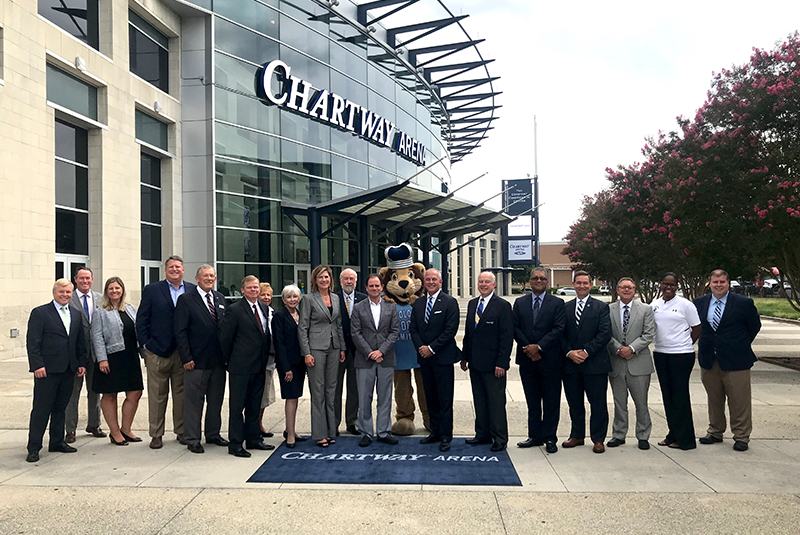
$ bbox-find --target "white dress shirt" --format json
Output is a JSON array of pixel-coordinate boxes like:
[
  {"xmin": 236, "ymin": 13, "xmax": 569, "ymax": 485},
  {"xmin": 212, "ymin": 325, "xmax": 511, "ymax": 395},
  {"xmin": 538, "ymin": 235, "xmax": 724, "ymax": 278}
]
[{"xmin": 369, "ymin": 298, "xmax": 382, "ymax": 329}]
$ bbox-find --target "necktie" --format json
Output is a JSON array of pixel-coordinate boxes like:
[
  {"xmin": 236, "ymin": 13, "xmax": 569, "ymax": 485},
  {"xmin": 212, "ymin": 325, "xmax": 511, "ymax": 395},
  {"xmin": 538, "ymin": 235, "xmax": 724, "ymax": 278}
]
[
  {"xmin": 575, "ymin": 299, "xmax": 584, "ymax": 326},
  {"xmin": 59, "ymin": 305, "xmax": 71, "ymax": 333},
  {"xmin": 425, "ymin": 295, "xmax": 434, "ymax": 323},
  {"xmin": 82, "ymin": 293, "xmax": 90, "ymax": 319},
  {"xmin": 477, "ymin": 298, "xmax": 485, "ymax": 319},
  {"xmin": 253, "ymin": 304, "xmax": 265, "ymax": 334},
  {"xmin": 711, "ymin": 299, "xmax": 722, "ymax": 331},
  {"xmin": 206, "ymin": 292, "xmax": 217, "ymax": 321},
  {"xmin": 622, "ymin": 304, "xmax": 630, "ymax": 345},
  {"xmin": 345, "ymin": 294, "xmax": 352, "ymax": 316},
  {"xmin": 532, "ymin": 296, "xmax": 541, "ymax": 324}
]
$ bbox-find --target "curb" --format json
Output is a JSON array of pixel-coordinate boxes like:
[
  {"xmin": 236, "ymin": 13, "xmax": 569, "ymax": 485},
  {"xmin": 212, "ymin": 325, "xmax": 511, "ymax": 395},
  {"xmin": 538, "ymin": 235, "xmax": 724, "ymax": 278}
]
[{"xmin": 760, "ymin": 315, "xmax": 800, "ymax": 325}]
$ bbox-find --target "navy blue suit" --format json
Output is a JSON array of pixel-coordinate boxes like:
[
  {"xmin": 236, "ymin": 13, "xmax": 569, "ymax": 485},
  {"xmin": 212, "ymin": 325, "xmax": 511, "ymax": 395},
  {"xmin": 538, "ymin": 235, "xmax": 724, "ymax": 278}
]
[
  {"xmin": 136, "ymin": 280, "xmax": 197, "ymax": 357},
  {"xmin": 694, "ymin": 293, "xmax": 761, "ymax": 371}
]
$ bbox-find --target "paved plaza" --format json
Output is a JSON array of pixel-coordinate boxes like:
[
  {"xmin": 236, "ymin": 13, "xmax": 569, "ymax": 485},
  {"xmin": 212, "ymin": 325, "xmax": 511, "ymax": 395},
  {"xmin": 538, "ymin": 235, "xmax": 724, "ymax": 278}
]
[{"xmin": 0, "ymin": 298, "xmax": 798, "ymax": 533}]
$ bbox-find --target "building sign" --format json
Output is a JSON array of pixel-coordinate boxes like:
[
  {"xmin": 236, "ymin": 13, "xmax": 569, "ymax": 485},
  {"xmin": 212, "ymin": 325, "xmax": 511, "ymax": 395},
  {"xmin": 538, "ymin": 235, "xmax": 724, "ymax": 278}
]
[
  {"xmin": 503, "ymin": 179, "xmax": 532, "ymax": 216},
  {"xmin": 507, "ymin": 215, "xmax": 532, "ymax": 237},
  {"xmin": 508, "ymin": 239, "xmax": 533, "ymax": 261},
  {"xmin": 255, "ymin": 60, "xmax": 426, "ymax": 166}
]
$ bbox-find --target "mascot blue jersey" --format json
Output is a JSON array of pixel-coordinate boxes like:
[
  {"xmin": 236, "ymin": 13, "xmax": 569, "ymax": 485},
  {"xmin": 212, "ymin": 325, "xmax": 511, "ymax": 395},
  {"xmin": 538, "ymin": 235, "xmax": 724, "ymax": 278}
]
[{"xmin": 393, "ymin": 303, "xmax": 418, "ymax": 370}]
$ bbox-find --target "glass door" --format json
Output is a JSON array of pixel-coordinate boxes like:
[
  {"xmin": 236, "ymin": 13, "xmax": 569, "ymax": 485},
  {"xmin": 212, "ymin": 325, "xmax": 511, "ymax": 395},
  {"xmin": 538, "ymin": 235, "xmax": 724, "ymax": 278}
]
[{"xmin": 294, "ymin": 264, "xmax": 310, "ymax": 294}]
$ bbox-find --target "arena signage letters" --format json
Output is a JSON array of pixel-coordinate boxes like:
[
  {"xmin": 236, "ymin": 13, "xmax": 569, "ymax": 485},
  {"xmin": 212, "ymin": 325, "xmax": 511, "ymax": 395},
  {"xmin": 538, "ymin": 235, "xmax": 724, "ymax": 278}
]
[{"xmin": 255, "ymin": 59, "xmax": 427, "ymax": 166}]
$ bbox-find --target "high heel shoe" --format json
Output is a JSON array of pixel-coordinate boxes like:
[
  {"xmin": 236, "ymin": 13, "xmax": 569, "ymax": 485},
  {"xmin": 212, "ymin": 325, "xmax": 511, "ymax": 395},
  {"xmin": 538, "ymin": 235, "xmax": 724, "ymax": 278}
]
[
  {"xmin": 110, "ymin": 435, "xmax": 129, "ymax": 446},
  {"xmin": 283, "ymin": 430, "xmax": 309, "ymax": 442},
  {"xmin": 120, "ymin": 431, "xmax": 142, "ymax": 443},
  {"xmin": 285, "ymin": 441, "xmax": 296, "ymax": 449}
]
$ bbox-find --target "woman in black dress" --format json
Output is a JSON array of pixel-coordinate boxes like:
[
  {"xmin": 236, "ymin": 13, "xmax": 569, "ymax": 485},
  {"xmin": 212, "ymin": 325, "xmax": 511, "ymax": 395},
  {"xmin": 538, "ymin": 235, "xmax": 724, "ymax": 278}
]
[
  {"xmin": 273, "ymin": 284, "xmax": 307, "ymax": 447},
  {"xmin": 91, "ymin": 277, "xmax": 144, "ymax": 446}
]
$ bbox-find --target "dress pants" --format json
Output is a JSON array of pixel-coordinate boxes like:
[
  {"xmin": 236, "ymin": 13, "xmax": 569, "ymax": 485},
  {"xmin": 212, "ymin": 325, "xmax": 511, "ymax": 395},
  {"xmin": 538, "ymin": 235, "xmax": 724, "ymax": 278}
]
[
  {"xmin": 143, "ymin": 349, "xmax": 184, "ymax": 438},
  {"xmin": 356, "ymin": 365, "xmax": 394, "ymax": 438},
  {"xmin": 308, "ymin": 347, "xmax": 340, "ymax": 440},
  {"xmin": 519, "ymin": 363, "xmax": 561, "ymax": 443},
  {"xmin": 66, "ymin": 364, "xmax": 100, "ymax": 433},
  {"xmin": 335, "ymin": 349, "xmax": 359, "ymax": 429},
  {"xmin": 701, "ymin": 360, "xmax": 752, "ymax": 443},
  {"xmin": 420, "ymin": 361, "xmax": 454, "ymax": 440},
  {"xmin": 562, "ymin": 372, "xmax": 609, "ymax": 443},
  {"xmin": 469, "ymin": 368, "xmax": 508, "ymax": 446},
  {"xmin": 654, "ymin": 352, "xmax": 696, "ymax": 448},
  {"xmin": 183, "ymin": 366, "xmax": 226, "ymax": 446},
  {"xmin": 27, "ymin": 371, "xmax": 74, "ymax": 453},
  {"xmin": 228, "ymin": 371, "xmax": 265, "ymax": 448},
  {"xmin": 609, "ymin": 371, "xmax": 652, "ymax": 441}
]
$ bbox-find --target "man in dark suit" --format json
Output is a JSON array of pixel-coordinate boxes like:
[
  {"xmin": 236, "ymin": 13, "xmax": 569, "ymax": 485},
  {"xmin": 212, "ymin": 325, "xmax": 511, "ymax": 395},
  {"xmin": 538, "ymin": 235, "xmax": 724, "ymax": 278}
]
[
  {"xmin": 513, "ymin": 268, "xmax": 567, "ymax": 454},
  {"xmin": 410, "ymin": 268, "xmax": 461, "ymax": 452},
  {"xmin": 26, "ymin": 279, "xmax": 88, "ymax": 462},
  {"xmin": 335, "ymin": 268, "xmax": 367, "ymax": 435},
  {"xmin": 461, "ymin": 272, "xmax": 513, "ymax": 452},
  {"xmin": 174, "ymin": 265, "xmax": 229, "ymax": 454},
  {"xmin": 220, "ymin": 275, "xmax": 274, "ymax": 457},
  {"xmin": 694, "ymin": 268, "xmax": 762, "ymax": 452},
  {"xmin": 136, "ymin": 255, "xmax": 196, "ymax": 449},
  {"xmin": 66, "ymin": 266, "xmax": 105, "ymax": 442},
  {"xmin": 562, "ymin": 271, "xmax": 612, "ymax": 453}
]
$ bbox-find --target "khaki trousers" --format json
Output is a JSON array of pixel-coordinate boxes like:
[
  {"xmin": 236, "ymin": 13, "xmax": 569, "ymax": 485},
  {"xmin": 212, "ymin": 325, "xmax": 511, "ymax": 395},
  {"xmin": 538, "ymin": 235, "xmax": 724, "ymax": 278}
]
[
  {"xmin": 701, "ymin": 361, "xmax": 752, "ymax": 443},
  {"xmin": 143, "ymin": 349, "xmax": 184, "ymax": 438}
]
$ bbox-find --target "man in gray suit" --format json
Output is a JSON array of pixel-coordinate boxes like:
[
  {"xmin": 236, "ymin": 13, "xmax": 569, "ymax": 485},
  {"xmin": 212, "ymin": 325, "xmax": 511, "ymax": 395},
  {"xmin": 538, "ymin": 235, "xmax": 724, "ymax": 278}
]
[
  {"xmin": 66, "ymin": 267, "xmax": 105, "ymax": 443},
  {"xmin": 350, "ymin": 274, "xmax": 400, "ymax": 447},
  {"xmin": 606, "ymin": 277, "xmax": 656, "ymax": 450}
]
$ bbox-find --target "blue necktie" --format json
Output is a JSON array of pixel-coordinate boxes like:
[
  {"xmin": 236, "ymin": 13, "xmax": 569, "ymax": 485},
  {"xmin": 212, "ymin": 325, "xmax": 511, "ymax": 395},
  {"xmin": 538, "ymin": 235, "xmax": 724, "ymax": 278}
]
[
  {"xmin": 532, "ymin": 296, "xmax": 541, "ymax": 324},
  {"xmin": 82, "ymin": 294, "xmax": 90, "ymax": 318},
  {"xmin": 425, "ymin": 296, "xmax": 434, "ymax": 323},
  {"xmin": 711, "ymin": 299, "xmax": 722, "ymax": 331},
  {"xmin": 477, "ymin": 298, "xmax": 485, "ymax": 318}
]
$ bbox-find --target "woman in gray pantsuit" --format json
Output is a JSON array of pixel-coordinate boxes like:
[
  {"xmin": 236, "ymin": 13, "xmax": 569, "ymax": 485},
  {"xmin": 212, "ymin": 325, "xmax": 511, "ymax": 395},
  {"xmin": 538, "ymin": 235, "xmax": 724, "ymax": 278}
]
[{"xmin": 298, "ymin": 265, "xmax": 346, "ymax": 447}]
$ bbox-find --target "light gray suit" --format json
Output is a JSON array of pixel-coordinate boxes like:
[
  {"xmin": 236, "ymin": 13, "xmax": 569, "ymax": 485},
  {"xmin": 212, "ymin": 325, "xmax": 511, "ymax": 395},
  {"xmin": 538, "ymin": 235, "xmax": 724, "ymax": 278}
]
[
  {"xmin": 607, "ymin": 299, "xmax": 656, "ymax": 441},
  {"xmin": 350, "ymin": 298, "xmax": 399, "ymax": 438},
  {"xmin": 66, "ymin": 290, "xmax": 102, "ymax": 434},
  {"xmin": 298, "ymin": 292, "xmax": 346, "ymax": 440}
]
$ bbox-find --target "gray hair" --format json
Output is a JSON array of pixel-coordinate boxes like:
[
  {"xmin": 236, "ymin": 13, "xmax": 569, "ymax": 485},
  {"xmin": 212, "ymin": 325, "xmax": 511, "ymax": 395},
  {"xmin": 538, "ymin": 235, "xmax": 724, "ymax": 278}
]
[
  {"xmin": 195, "ymin": 264, "xmax": 215, "ymax": 277},
  {"xmin": 281, "ymin": 284, "xmax": 302, "ymax": 300}
]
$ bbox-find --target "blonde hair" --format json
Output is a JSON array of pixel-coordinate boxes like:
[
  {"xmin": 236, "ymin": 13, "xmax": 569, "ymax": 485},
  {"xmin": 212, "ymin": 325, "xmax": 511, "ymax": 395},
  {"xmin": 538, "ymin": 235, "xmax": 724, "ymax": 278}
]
[
  {"xmin": 53, "ymin": 278, "xmax": 74, "ymax": 292},
  {"xmin": 101, "ymin": 277, "xmax": 128, "ymax": 311},
  {"xmin": 310, "ymin": 265, "xmax": 333, "ymax": 293},
  {"xmin": 259, "ymin": 282, "xmax": 273, "ymax": 294}
]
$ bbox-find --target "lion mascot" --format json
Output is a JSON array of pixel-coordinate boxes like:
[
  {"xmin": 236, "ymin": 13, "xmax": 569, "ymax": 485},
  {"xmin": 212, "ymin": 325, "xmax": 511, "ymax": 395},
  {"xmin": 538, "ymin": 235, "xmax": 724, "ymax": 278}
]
[{"xmin": 378, "ymin": 243, "xmax": 430, "ymax": 435}]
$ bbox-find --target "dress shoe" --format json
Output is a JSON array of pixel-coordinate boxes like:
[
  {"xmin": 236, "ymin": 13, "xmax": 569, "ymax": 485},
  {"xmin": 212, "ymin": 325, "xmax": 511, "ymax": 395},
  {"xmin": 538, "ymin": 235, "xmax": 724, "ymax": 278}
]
[
  {"xmin": 149, "ymin": 437, "xmax": 163, "ymax": 449},
  {"xmin": 699, "ymin": 435, "xmax": 723, "ymax": 445},
  {"xmin": 562, "ymin": 437, "xmax": 585, "ymax": 448},
  {"xmin": 657, "ymin": 438, "xmax": 673, "ymax": 447},
  {"xmin": 545, "ymin": 441, "xmax": 558, "ymax": 454},
  {"xmin": 86, "ymin": 427, "xmax": 107, "ymax": 438},
  {"xmin": 176, "ymin": 434, "xmax": 187, "ymax": 445},
  {"xmin": 206, "ymin": 436, "xmax": 230, "ymax": 447},
  {"xmin": 346, "ymin": 425, "xmax": 359, "ymax": 436},
  {"xmin": 439, "ymin": 441, "xmax": 451, "ymax": 452},
  {"xmin": 285, "ymin": 441, "xmax": 296, "ymax": 449},
  {"xmin": 419, "ymin": 434, "xmax": 441, "ymax": 445},
  {"xmin": 638, "ymin": 440, "xmax": 650, "ymax": 450},
  {"xmin": 606, "ymin": 438, "xmax": 625, "ymax": 448},
  {"xmin": 187, "ymin": 443, "xmax": 205, "ymax": 454},
  {"xmin": 359, "ymin": 435, "xmax": 372, "ymax": 447},
  {"xmin": 466, "ymin": 436, "xmax": 492, "ymax": 445},
  {"xmin": 517, "ymin": 438, "xmax": 543, "ymax": 448},
  {"xmin": 26, "ymin": 451, "xmax": 39, "ymax": 463},
  {"xmin": 120, "ymin": 431, "xmax": 142, "ymax": 443},
  {"xmin": 377, "ymin": 434, "xmax": 399, "ymax": 445},
  {"xmin": 228, "ymin": 447, "xmax": 251, "ymax": 458},
  {"xmin": 490, "ymin": 442, "xmax": 506, "ymax": 452},
  {"xmin": 261, "ymin": 431, "xmax": 275, "ymax": 438},
  {"xmin": 65, "ymin": 432, "xmax": 76, "ymax": 444},
  {"xmin": 109, "ymin": 435, "xmax": 129, "ymax": 446},
  {"xmin": 592, "ymin": 442, "xmax": 606, "ymax": 454},
  {"xmin": 246, "ymin": 441, "xmax": 275, "ymax": 451},
  {"xmin": 48, "ymin": 443, "xmax": 77, "ymax": 453},
  {"xmin": 733, "ymin": 440, "xmax": 749, "ymax": 452}
]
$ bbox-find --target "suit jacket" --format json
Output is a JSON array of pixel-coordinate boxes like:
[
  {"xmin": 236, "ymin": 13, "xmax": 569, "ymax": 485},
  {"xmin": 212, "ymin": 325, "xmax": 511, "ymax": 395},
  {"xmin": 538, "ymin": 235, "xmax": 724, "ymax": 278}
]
[
  {"xmin": 298, "ymin": 292, "xmax": 346, "ymax": 356},
  {"xmin": 350, "ymin": 298, "xmax": 400, "ymax": 368},
  {"xmin": 272, "ymin": 308, "xmax": 303, "ymax": 375},
  {"xmin": 70, "ymin": 290, "xmax": 101, "ymax": 360},
  {"xmin": 463, "ymin": 295, "xmax": 514, "ymax": 372},
  {"xmin": 337, "ymin": 288, "xmax": 367, "ymax": 352},
  {"xmin": 136, "ymin": 280, "xmax": 197, "ymax": 357},
  {"xmin": 694, "ymin": 292, "xmax": 761, "ymax": 371},
  {"xmin": 220, "ymin": 298, "xmax": 271, "ymax": 375},
  {"xmin": 513, "ymin": 293, "xmax": 567, "ymax": 371},
  {"xmin": 91, "ymin": 304, "xmax": 137, "ymax": 362},
  {"xmin": 174, "ymin": 289, "xmax": 226, "ymax": 369},
  {"xmin": 563, "ymin": 296, "xmax": 612, "ymax": 375},
  {"xmin": 607, "ymin": 299, "xmax": 655, "ymax": 377},
  {"xmin": 26, "ymin": 302, "xmax": 88, "ymax": 373},
  {"xmin": 410, "ymin": 291, "xmax": 462, "ymax": 366}
]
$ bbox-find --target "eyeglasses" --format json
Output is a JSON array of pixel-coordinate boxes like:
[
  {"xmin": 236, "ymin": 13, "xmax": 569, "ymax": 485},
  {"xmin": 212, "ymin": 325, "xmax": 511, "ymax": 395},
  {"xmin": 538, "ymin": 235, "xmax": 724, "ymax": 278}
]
[
  {"xmin": 530, "ymin": 276, "xmax": 547, "ymax": 281},
  {"xmin": 618, "ymin": 285, "xmax": 635, "ymax": 290}
]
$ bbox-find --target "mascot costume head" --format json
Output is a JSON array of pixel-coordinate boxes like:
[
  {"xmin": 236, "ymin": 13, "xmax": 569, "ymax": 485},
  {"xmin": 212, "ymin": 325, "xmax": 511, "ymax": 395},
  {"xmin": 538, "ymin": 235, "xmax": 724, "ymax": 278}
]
[{"xmin": 379, "ymin": 243, "xmax": 426, "ymax": 305}]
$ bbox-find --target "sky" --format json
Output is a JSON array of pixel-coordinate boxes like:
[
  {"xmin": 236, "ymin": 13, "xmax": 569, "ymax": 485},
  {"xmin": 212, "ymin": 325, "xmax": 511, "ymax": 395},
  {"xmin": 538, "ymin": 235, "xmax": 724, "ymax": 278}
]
[{"xmin": 444, "ymin": 0, "xmax": 800, "ymax": 241}]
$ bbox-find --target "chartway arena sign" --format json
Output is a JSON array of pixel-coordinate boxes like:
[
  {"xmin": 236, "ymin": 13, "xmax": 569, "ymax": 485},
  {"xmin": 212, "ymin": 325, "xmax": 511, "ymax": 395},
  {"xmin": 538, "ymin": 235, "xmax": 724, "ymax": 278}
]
[{"xmin": 255, "ymin": 59, "xmax": 426, "ymax": 166}]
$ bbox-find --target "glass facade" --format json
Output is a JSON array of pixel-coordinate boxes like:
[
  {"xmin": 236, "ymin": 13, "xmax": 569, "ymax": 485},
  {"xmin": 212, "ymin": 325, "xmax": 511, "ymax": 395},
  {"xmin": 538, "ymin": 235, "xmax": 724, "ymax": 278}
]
[
  {"xmin": 55, "ymin": 120, "xmax": 89, "ymax": 255},
  {"xmin": 39, "ymin": 0, "xmax": 99, "ymax": 50}
]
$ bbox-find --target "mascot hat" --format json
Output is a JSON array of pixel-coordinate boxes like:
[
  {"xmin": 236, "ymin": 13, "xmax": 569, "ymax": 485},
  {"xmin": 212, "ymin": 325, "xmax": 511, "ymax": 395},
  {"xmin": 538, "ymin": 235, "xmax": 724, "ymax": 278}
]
[{"xmin": 384, "ymin": 243, "xmax": 415, "ymax": 269}]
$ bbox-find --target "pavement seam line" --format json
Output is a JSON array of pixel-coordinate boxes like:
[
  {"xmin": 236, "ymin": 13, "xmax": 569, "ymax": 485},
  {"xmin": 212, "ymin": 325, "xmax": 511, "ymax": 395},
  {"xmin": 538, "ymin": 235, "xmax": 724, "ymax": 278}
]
[
  {"xmin": 654, "ymin": 444, "xmax": 717, "ymax": 493},
  {"xmin": 492, "ymin": 491, "xmax": 509, "ymax": 534},
  {"xmin": 541, "ymin": 447, "xmax": 569, "ymax": 492},
  {"xmin": 155, "ymin": 487, "xmax": 205, "ymax": 535},
  {"xmin": 136, "ymin": 446, "xmax": 193, "ymax": 487}
]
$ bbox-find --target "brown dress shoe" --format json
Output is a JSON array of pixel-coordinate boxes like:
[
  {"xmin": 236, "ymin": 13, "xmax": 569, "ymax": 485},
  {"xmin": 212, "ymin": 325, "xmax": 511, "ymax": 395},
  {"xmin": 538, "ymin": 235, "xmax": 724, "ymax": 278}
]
[
  {"xmin": 149, "ymin": 436, "xmax": 163, "ymax": 449},
  {"xmin": 65, "ymin": 432, "xmax": 76, "ymax": 444},
  {"xmin": 561, "ymin": 437, "xmax": 585, "ymax": 448},
  {"xmin": 592, "ymin": 442, "xmax": 606, "ymax": 454}
]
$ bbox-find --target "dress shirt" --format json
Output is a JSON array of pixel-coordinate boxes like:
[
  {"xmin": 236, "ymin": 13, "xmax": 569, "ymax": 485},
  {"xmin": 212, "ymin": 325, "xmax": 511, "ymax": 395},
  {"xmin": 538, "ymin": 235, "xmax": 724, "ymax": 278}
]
[
  {"xmin": 247, "ymin": 299, "xmax": 266, "ymax": 332},
  {"xmin": 343, "ymin": 291, "xmax": 355, "ymax": 316},
  {"xmin": 76, "ymin": 290, "xmax": 94, "ymax": 321},
  {"xmin": 707, "ymin": 292, "xmax": 729, "ymax": 325},
  {"xmin": 369, "ymin": 298, "xmax": 382, "ymax": 329},
  {"xmin": 52, "ymin": 300, "xmax": 71, "ymax": 333},
  {"xmin": 169, "ymin": 281, "xmax": 186, "ymax": 306}
]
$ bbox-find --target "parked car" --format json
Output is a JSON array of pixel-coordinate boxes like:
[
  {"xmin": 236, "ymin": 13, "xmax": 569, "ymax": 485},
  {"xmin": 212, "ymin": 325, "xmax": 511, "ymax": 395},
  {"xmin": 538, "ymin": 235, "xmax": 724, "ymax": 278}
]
[
  {"xmin": 598, "ymin": 285, "xmax": 611, "ymax": 295},
  {"xmin": 556, "ymin": 287, "xmax": 576, "ymax": 296}
]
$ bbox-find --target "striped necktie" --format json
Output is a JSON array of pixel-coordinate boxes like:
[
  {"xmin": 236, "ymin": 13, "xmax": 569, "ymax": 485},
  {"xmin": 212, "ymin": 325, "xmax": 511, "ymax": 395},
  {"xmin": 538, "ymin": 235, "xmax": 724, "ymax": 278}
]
[
  {"xmin": 575, "ymin": 299, "xmax": 584, "ymax": 326},
  {"xmin": 425, "ymin": 295, "xmax": 434, "ymax": 323},
  {"xmin": 206, "ymin": 292, "xmax": 217, "ymax": 322},
  {"xmin": 711, "ymin": 299, "xmax": 723, "ymax": 331},
  {"xmin": 476, "ymin": 298, "xmax": 485, "ymax": 321},
  {"xmin": 622, "ymin": 304, "xmax": 630, "ymax": 345},
  {"xmin": 532, "ymin": 296, "xmax": 541, "ymax": 324}
]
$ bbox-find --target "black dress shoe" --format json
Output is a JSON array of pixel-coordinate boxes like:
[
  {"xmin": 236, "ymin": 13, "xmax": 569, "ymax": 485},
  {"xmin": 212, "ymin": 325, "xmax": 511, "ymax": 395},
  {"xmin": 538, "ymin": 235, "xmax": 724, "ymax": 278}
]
[
  {"xmin": 359, "ymin": 435, "xmax": 372, "ymax": 447},
  {"xmin": 377, "ymin": 434, "xmax": 398, "ymax": 445},
  {"xmin": 545, "ymin": 441, "xmax": 558, "ymax": 454},
  {"xmin": 109, "ymin": 435, "xmax": 129, "ymax": 446},
  {"xmin": 733, "ymin": 440, "xmax": 749, "ymax": 452},
  {"xmin": 439, "ymin": 441, "xmax": 451, "ymax": 452},
  {"xmin": 699, "ymin": 435, "xmax": 723, "ymax": 444},
  {"xmin": 517, "ymin": 438, "xmax": 543, "ymax": 448},
  {"xmin": 465, "ymin": 436, "xmax": 492, "ymax": 445},
  {"xmin": 65, "ymin": 432, "xmax": 76, "ymax": 444},
  {"xmin": 120, "ymin": 431, "xmax": 142, "ymax": 443},
  {"xmin": 86, "ymin": 427, "xmax": 107, "ymax": 438},
  {"xmin": 25, "ymin": 451, "xmax": 39, "ymax": 463},
  {"xmin": 48, "ymin": 443, "xmax": 77, "ymax": 453},
  {"xmin": 346, "ymin": 425, "xmax": 359, "ymax": 436},
  {"xmin": 228, "ymin": 447, "xmax": 251, "ymax": 458},
  {"xmin": 606, "ymin": 438, "xmax": 626, "ymax": 448},
  {"xmin": 490, "ymin": 442, "xmax": 506, "ymax": 452},
  {"xmin": 261, "ymin": 431, "xmax": 274, "ymax": 438},
  {"xmin": 285, "ymin": 441, "xmax": 296, "ymax": 449},
  {"xmin": 176, "ymin": 434, "xmax": 187, "ymax": 445},
  {"xmin": 206, "ymin": 436, "xmax": 230, "ymax": 447},
  {"xmin": 246, "ymin": 441, "xmax": 275, "ymax": 451},
  {"xmin": 420, "ymin": 434, "xmax": 441, "ymax": 444},
  {"xmin": 638, "ymin": 440, "xmax": 650, "ymax": 450},
  {"xmin": 187, "ymin": 443, "xmax": 205, "ymax": 454}
]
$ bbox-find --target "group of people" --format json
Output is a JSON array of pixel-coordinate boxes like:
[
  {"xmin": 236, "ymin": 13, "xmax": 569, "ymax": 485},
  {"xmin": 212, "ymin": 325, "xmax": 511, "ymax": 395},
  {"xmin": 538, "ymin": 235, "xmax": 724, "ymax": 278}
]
[{"xmin": 24, "ymin": 255, "xmax": 761, "ymax": 464}]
